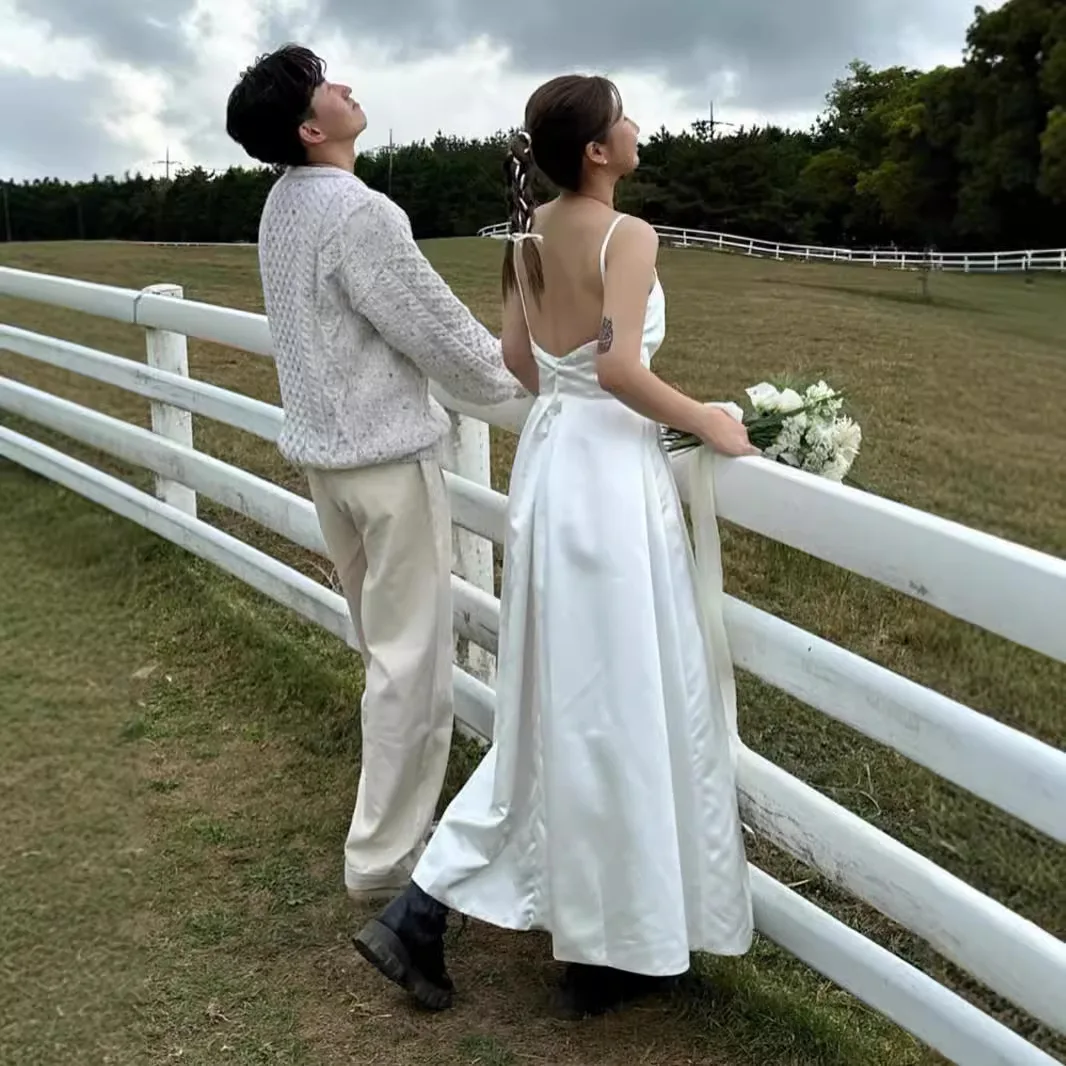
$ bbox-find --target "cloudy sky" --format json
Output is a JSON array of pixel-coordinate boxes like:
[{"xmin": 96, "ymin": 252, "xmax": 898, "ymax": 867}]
[{"xmin": 0, "ymin": 0, "xmax": 999, "ymax": 182}]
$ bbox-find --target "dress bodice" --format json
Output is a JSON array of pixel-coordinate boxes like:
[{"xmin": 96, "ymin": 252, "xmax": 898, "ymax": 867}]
[
  {"xmin": 515, "ymin": 213, "xmax": 666, "ymax": 403},
  {"xmin": 531, "ymin": 276, "xmax": 664, "ymax": 400}
]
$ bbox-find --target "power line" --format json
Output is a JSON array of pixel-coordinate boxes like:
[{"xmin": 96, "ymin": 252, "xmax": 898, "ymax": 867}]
[{"xmin": 151, "ymin": 147, "xmax": 183, "ymax": 181}]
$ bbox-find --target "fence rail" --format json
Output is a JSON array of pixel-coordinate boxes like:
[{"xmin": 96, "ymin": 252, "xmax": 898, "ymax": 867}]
[
  {"xmin": 477, "ymin": 221, "xmax": 1066, "ymax": 273},
  {"xmin": 1, "ymin": 263, "xmax": 1065, "ymax": 1065},
  {"xmin": 15, "ymin": 233, "xmax": 1066, "ymax": 274}
]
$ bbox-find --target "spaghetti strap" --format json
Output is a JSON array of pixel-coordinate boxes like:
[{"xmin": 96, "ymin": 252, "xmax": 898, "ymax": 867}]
[
  {"xmin": 508, "ymin": 232, "xmax": 542, "ymax": 346},
  {"xmin": 598, "ymin": 214, "xmax": 627, "ymax": 281},
  {"xmin": 512, "ymin": 263, "xmax": 534, "ymax": 345}
]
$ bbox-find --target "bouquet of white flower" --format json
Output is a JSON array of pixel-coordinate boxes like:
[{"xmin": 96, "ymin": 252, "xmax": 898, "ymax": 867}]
[{"xmin": 662, "ymin": 379, "xmax": 862, "ymax": 482}]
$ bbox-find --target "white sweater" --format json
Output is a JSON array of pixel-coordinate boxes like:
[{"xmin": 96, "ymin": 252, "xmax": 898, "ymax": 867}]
[{"xmin": 257, "ymin": 166, "xmax": 520, "ymax": 469}]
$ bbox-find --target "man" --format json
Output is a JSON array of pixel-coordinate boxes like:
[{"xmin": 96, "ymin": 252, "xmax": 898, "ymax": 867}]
[{"xmin": 225, "ymin": 45, "xmax": 522, "ymax": 901}]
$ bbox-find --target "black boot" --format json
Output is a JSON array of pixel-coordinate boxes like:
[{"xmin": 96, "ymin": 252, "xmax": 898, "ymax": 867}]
[
  {"xmin": 352, "ymin": 882, "xmax": 454, "ymax": 1010},
  {"xmin": 556, "ymin": 963, "xmax": 681, "ymax": 1019}
]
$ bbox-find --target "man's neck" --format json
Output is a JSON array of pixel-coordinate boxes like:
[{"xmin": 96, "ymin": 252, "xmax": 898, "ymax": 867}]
[{"xmin": 306, "ymin": 144, "xmax": 357, "ymax": 172}]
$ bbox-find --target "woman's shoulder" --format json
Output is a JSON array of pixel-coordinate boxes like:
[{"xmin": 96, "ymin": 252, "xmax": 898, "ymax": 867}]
[
  {"xmin": 613, "ymin": 213, "xmax": 658, "ymax": 242},
  {"xmin": 530, "ymin": 198, "xmax": 560, "ymax": 231},
  {"xmin": 605, "ymin": 214, "xmax": 659, "ymax": 262}
]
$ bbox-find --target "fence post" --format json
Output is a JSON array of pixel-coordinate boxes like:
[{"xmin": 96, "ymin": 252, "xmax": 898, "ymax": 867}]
[
  {"xmin": 446, "ymin": 411, "xmax": 496, "ymax": 684},
  {"xmin": 141, "ymin": 283, "xmax": 196, "ymax": 518}
]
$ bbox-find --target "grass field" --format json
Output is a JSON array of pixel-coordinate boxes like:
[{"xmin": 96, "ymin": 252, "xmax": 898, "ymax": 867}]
[{"xmin": 1, "ymin": 237, "xmax": 1064, "ymax": 1066}]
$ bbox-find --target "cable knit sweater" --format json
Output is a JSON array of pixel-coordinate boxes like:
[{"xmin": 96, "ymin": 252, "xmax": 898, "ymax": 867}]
[{"xmin": 257, "ymin": 165, "xmax": 520, "ymax": 469}]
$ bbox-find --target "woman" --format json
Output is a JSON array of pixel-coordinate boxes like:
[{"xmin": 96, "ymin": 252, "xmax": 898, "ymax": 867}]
[{"xmin": 353, "ymin": 74, "xmax": 756, "ymax": 1018}]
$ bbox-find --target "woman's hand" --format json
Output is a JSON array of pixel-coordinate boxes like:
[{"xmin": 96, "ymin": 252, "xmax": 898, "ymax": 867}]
[{"xmin": 695, "ymin": 406, "xmax": 760, "ymax": 457}]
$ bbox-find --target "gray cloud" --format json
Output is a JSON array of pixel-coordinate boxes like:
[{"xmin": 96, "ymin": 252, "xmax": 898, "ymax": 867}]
[
  {"xmin": 14, "ymin": 0, "xmax": 197, "ymax": 66},
  {"xmin": 0, "ymin": 0, "xmax": 989, "ymax": 182},
  {"xmin": 160, "ymin": 97, "xmax": 236, "ymax": 174},
  {"xmin": 0, "ymin": 70, "xmax": 129, "ymax": 181},
  {"xmin": 312, "ymin": 0, "xmax": 977, "ymax": 113}
]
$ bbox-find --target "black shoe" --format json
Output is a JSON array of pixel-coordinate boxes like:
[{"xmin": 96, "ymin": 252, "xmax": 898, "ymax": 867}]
[
  {"xmin": 352, "ymin": 882, "xmax": 454, "ymax": 1010},
  {"xmin": 555, "ymin": 962, "xmax": 680, "ymax": 1019}
]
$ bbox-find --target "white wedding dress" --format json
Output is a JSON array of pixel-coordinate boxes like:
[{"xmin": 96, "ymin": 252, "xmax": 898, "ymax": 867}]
[{"xmin": 414, "ymin": 216, "xmax": 753, "ymax": 977}]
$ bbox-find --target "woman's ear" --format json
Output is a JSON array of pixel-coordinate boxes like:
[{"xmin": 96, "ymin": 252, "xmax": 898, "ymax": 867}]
[{"xmin": 585, "ymin": 140, "xmax": 609, "ymax": 167}]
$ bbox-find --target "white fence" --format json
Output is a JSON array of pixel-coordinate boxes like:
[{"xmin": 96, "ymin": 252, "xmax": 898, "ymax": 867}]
[
  {"xmin": 1, "ymin": 264, "xmax": 1065, "ymax": 1065},
  {"xmin": 477, "ymin": 221, "xmax": 1066, "ymax": 273}
]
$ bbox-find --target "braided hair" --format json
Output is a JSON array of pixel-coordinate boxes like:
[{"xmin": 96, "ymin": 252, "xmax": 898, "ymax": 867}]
[{"xmin": 501, "ymin": 130, "xmax": 545, "ymax": 302}]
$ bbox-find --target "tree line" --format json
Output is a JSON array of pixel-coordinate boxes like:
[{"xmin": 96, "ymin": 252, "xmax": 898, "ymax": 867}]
[{"xmin": 2, "ymin": 0, "xmax": 1064, "ymax": 253}]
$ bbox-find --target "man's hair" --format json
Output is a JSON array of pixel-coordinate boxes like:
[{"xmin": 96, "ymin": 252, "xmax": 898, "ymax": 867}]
[{"xmin": 226, "ymin": 44, "xmax": 326, "ymax": 167}]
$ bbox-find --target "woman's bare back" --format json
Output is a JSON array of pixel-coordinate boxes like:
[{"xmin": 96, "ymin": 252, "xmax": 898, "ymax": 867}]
[{"xmin": 518, "ymin": 198, "xmax": 625, "ymax": 358}]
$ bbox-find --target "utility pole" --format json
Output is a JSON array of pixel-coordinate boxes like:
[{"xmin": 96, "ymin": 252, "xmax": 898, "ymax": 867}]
[
  {"xmin": 708, "ymin": 101, "xmax": 737, "ymax": 138},
  {"xmin": 2, "ymin": 182, "xmax": 11, "ymax": 242},
  {"xmin": 152, "ymin": 146, "xmax": 183, "ymax": 181},
  {"xmin": 387, "ymin": 128, "xmax": 394, "ymax": 197}
]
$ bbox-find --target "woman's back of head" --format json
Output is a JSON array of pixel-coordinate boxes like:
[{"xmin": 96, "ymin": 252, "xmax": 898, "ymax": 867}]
[{"xmin": 502, "ymin": 74, "xmax": 640, "ymax": 307}]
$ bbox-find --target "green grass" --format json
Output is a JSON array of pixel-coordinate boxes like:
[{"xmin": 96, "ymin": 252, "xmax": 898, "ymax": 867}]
[{"xmin": 1, "ymin": 238, "xmax": 1064, "ymax": 1065}]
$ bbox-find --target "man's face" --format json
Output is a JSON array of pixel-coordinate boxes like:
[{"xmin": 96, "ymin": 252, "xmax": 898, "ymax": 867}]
[{"xmin": 301, "ymin": 78, "xmax": 367, "ymax": 149}]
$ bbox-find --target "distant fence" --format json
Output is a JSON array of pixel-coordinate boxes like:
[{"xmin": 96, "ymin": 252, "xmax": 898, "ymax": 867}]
[
  {"xmin": 1, "ymin": 264, "xmax": 1065, "ymax": 1065},
  {"xmin": 477, "ymin": 221, "xmax": 1066, "ymax": 273},
  {"xmin": 14, "ymin": 231, "xmax": 1066, "ymax": 273}
]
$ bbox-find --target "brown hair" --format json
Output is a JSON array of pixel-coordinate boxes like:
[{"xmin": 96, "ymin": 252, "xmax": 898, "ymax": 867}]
[{"xmin": 502, "ymin": 74, "xmax": 623, "ymax": 304}]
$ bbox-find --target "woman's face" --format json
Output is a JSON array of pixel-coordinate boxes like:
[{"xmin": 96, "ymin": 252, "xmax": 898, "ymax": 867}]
[{"xmin": 593, "ymin": 108, "xmax": 640, "ymax": 177}]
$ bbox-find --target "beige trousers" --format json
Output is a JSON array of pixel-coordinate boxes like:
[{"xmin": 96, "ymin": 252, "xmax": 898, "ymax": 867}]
[{"xmin": 305, "ymin": 459, "xmax": 454, "ymax": 893}]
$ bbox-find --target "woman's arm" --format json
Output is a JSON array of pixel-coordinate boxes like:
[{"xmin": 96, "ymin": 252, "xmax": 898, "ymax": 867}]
[
  {"xmin": 594, "ymin": 219, "xmax": 757, "ymax": 457},
  {"xmin": 501, "ymin": 289, "xmax": 540, "ymax": 395}
]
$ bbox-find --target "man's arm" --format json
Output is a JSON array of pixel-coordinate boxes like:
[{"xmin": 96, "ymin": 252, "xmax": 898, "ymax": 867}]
[{"xmin": 338, "ymin": 195, "xmax": 525, "ymax": 405}]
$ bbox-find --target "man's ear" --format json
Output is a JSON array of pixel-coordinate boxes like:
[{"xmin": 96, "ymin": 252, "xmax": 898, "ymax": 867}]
[{"xmin": 298, "ymin": 119, "xmax": 325, "ymax": 148}]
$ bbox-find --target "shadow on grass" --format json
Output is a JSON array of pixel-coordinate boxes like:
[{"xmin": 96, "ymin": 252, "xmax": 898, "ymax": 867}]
[{"xmin": 767, "ymin": 275, "xmax": 992, "ymax": 314}]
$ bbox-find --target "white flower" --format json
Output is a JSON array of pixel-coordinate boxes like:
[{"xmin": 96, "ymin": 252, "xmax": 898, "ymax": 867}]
[
  {"xmin": 804, "ymin": 381, "xmax": 835, "ymax": 403},
  {"xmin": 765, "ymin": 413, "xmax": 806, "ymax": 461},
  {"xmin": 804, "ymin": 421, "xmax": 832, "ymax": 448},
  {"xmin": 741, "ymin": 375, "xmax": 860, "ymax": 483},
  {"xmin": 830, "ymin": 417, "xmax": 862, "ymax": 463},
  {"xmin": 745, "ymin": 381, "xmax": 782, "ymax": 412},
  {"xmin": 776, "ymin": 387, "xmax": 804, "ymax": 413},
  {"xmin": 799, "ymin": 421, "xmax": 835, "ymax": 472},
  {"xmin": 750, "ymin": 383, "xmax": 804, "ymax": 415},
  {"xmin": 803, "ymin": 380, "xmax": 844, "ymax": 419},
  {"xmin": 821, "ymin": 454, "xmax": 853, "ymax": 481}
]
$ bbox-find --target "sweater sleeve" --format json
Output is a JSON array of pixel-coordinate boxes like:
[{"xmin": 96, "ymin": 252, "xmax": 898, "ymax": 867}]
[{"xmin": 337, "ymin": 194, "xmax": 525, "ymax": 405}]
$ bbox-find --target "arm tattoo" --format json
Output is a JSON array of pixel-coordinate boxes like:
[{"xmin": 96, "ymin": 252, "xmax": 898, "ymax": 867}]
[{"xmin": 596, "ymin": 316, "xmax": 614, "ymax": 354}]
